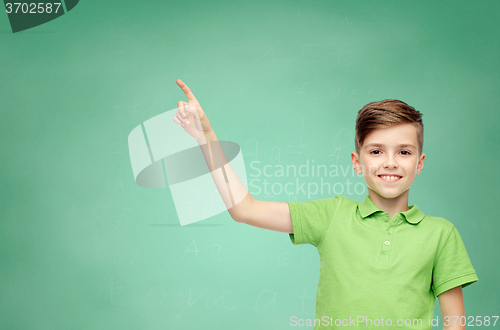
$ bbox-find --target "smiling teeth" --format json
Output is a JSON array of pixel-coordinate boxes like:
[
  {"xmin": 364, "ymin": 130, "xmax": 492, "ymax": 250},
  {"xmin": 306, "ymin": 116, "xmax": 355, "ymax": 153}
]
[{"xmin": 380, "ymin": 176, "xmax": 400, "ymax": 180}]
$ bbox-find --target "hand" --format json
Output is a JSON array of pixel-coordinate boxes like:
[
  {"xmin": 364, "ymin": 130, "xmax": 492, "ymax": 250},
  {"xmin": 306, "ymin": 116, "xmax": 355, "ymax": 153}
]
[{"xmin": 173, "ymin": 79, "xmax": 214, "ymax": 144}]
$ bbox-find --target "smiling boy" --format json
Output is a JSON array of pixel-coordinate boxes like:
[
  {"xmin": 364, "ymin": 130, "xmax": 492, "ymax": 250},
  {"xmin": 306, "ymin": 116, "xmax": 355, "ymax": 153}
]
[{"xmin": 173, "ymin": 80, "xmax": 478, "ymax": 330}]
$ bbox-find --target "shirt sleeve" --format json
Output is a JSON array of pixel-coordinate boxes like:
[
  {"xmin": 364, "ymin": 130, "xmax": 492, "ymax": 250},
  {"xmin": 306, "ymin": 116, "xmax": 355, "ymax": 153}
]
[
  {"xmin": 432, "ymin": 225, "xmax": 478, "ymax": 298},
  {"xmin": 287, "ymin": 196, "xmax": 342, "ymax": 247}
]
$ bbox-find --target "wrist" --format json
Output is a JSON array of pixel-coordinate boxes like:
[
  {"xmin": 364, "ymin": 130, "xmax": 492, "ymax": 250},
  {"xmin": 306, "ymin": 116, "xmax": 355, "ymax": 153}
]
[{"xmin": 197, "ymin": 131, "xmax": 217, "ymax": 145}]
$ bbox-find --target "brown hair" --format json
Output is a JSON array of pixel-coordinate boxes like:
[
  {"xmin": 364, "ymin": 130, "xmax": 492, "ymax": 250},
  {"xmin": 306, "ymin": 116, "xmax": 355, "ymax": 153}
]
[{"xmin": 355, "ymin": 99, "xmax": 424, "ymax": 155}]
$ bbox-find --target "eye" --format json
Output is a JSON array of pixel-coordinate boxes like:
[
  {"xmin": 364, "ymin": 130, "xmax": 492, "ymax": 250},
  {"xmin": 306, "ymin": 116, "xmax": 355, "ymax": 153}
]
[{"xmin": 370, "ymin": 150, "xmax": 411, "ymax": 155}]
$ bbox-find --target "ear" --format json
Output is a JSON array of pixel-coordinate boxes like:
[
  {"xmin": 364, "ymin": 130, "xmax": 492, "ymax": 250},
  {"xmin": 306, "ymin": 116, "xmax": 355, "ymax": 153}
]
[
  {"xmin": 351, "ymin": 152, "xmax": 362, "ymax": 174},
  {"xmin": 416, "ymin": 153, "xmax": 425, "ymax": 174}
]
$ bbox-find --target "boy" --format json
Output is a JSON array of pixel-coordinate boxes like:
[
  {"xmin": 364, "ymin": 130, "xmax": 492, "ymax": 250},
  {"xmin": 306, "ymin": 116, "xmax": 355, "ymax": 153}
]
[{"xmin": 172, "ymin": 79, "xmax": 478, "ymax": 329}]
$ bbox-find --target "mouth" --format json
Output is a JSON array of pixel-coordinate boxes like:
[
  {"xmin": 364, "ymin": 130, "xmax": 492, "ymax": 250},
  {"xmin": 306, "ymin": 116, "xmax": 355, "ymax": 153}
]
[{"xmin": 378, "ymin": 175, "xmax": 402, "ymax": 183}]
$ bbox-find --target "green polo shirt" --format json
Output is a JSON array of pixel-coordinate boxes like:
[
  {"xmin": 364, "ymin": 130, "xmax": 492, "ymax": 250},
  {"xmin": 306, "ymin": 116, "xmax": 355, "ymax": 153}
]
[{"xmin": 288, "ymin": 194, "xmax": 478, "ymax": 329}]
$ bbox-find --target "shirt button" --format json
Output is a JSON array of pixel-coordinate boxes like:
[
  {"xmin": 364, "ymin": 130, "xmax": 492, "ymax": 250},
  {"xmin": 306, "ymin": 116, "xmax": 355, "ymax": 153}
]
[
  {"xmin": 384, "ymin": 241, "xmax": 390, "ymax": 245},
  {"xmin": 387, "ymin": 230, "xmax": 392, "ymax": 235}
]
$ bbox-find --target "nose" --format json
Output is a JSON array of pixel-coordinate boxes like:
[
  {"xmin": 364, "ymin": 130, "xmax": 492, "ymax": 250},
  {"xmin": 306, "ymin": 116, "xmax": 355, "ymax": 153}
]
[{"xmin": 383, "ymin": 154, "xmax": 398, "ymax": 169}]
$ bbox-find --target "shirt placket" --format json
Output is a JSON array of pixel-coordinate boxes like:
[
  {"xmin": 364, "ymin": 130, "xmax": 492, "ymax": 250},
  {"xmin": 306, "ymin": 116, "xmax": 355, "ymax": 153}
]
[{"xmin": 378, "ymin": 213, "xmax": 396, "ymax": 269}]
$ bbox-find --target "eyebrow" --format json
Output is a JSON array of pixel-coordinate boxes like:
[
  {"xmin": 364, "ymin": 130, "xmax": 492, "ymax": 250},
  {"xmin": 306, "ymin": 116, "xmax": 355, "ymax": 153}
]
[{"xmin": 364, "ymin": 143, "xmax": 417, "ymax": 149}]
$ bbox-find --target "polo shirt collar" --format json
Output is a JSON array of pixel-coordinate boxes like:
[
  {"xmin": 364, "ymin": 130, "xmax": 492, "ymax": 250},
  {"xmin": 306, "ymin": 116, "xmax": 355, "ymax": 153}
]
[{"xmin": 358, "ymin": 194, "xmax": 425, "ymax": 224}]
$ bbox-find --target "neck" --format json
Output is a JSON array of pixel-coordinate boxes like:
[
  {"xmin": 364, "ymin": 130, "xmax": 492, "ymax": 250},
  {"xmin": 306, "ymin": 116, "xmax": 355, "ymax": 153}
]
[{"xmin": 368, "ymin": 188, "xmax": 410, "ymax": 220}]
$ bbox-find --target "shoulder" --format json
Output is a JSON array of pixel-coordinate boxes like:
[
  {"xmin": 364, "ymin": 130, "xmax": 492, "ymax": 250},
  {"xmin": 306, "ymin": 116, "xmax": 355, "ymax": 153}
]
[
  {"xmin": 424, "ymin": 215, "xmax": 453, "ymax": 228},
  {"xmin": 288, "ymin": 195, "xmax": 355, "ymax": 215},
  {"xmin": 329, "ymin": 195, "xmax": 357, "ymax": 205},
  {"xmin": 293, "ymin": 195, "xmax": 354, "ymax": 206},
  {"xmin": 301, "ymin": 195, "xmax": 367, "ymax": 213},
  {"xmin": 321, "ymin": 195, "xmax": 358, "ymax": 210},
  {"xmin": 419, "ymin": 214, "xmax": 456, "ymax": 240}
]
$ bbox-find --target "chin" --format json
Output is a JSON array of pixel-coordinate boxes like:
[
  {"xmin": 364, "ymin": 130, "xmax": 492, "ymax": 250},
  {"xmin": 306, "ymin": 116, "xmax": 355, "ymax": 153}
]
[
  {"xmin": 369, "ymin": 187, "xmax": 404, "ymax": 199},
  {"xmin": 380, "ymin": 193, "xmax": 401, "ymax": 199},
  {"xmin": 382, "ymin": 189, "xmax": 409, "ymax": 199}
]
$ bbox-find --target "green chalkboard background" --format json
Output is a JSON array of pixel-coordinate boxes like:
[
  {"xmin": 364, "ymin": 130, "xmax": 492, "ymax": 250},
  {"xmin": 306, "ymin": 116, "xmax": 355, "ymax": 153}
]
[{"xmin": 1, "ymin": 0, "xmax": 498, "ymax": 329}]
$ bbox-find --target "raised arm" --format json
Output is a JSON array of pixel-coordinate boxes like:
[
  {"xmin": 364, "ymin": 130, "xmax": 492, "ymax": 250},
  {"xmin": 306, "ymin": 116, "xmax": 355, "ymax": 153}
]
[{"xmin": 173, "ymin": 79, "xmax": 293, "ymax": 233}]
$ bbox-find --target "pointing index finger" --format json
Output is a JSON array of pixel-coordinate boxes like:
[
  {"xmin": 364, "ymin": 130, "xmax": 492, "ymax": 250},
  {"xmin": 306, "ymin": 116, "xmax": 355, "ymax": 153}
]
[{"xmin": 176, "ymin": 79, "xmax": 198, "ymax": 104}]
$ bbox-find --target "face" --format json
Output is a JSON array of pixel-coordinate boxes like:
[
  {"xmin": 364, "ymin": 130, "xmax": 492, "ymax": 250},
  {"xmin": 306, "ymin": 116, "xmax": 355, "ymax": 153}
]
[{"xmin": 351, "ymin": 123, "xmax": 425, "ymax": 199}]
